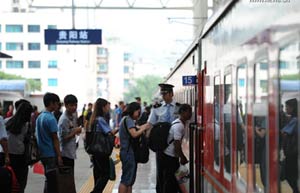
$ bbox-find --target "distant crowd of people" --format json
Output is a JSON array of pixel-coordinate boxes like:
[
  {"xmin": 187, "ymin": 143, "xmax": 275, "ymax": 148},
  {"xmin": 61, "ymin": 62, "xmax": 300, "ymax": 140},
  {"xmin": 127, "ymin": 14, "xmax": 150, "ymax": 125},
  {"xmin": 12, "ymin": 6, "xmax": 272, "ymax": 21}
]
[{"xmin": 0, "ymin": 82, "xmax": 192, "ymax": 193}]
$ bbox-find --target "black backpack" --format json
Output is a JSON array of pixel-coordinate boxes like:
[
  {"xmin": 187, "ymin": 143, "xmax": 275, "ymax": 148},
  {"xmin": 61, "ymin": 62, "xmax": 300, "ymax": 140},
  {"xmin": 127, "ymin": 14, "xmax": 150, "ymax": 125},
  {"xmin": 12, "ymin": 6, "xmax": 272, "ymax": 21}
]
[
  {"xmin": 124, "ymin": 117, "xmax": 149, "ymax": 164},
  {"xmin": 148, "ymin": 121, "xmax": 180, "ymax": 152}
]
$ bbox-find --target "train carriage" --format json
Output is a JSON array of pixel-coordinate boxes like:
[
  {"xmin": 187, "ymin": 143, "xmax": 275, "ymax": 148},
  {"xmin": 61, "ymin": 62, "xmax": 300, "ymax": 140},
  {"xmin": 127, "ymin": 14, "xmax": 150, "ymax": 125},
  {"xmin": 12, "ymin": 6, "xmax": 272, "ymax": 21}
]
[{"xmin": 164, "ymin": 0, "xmax": 300, "ymax": 192}]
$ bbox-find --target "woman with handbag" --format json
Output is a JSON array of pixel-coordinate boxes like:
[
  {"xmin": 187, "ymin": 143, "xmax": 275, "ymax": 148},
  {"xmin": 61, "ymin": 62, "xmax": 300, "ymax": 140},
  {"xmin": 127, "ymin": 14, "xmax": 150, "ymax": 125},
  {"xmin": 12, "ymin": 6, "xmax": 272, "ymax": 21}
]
[
  {"xmin": 5, "ymin": 100, "xmax": 33, "ymax": 193},
  {"xmin": 89, "ymin": 98, "xmax": 118, "ymax": 193}
]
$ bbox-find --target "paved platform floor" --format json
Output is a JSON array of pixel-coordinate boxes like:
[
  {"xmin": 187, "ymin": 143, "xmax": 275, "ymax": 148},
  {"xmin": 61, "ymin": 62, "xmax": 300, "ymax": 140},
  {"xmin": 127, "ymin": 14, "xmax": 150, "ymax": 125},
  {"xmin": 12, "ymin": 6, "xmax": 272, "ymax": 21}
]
[{"xmin": 26, "ymin": 137, "xmax": 157, "ymax": 193}]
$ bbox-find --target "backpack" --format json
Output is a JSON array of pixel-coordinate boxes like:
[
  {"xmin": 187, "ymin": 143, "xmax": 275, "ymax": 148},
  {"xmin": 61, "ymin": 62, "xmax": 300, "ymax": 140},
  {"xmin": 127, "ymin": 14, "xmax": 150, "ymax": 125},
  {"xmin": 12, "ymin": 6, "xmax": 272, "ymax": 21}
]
[
  {"xmin": 124, "ymin": 117, "xmax": 149, "ymax": 164},
  {"xmin": 148, "ymin": 121, "xmax": 180, "ymax": 152}
]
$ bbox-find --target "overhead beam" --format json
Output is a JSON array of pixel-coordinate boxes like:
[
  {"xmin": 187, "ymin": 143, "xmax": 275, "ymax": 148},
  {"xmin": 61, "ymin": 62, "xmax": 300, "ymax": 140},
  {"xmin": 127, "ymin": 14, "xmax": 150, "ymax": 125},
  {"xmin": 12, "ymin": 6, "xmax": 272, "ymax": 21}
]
[{"xmin": 29, "ymin": 5, "xmax": 192, "ymax": 10}]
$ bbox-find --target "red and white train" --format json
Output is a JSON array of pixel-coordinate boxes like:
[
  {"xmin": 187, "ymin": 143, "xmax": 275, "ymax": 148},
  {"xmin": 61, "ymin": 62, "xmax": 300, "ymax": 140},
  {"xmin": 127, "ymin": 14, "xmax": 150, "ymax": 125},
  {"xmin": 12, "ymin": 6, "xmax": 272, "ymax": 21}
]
[{"xmin": 164, "ymin": 0, "xmax": 300, "ymax": 192}]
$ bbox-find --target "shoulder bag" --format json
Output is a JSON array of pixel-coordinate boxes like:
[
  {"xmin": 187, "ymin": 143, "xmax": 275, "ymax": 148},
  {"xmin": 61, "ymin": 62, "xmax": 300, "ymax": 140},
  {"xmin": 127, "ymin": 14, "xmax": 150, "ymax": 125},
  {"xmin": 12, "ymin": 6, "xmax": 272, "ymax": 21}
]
[
  {"xmin": 24, "ymin": 126, "xmax": 40, "ymax": 165},
  {"xmin": 85, "ymin": 121, "xmax": 115, "ymax": 156},
  {"xmin": 123, "ymin": 117, "xmax": 149, "ymax": 164}
]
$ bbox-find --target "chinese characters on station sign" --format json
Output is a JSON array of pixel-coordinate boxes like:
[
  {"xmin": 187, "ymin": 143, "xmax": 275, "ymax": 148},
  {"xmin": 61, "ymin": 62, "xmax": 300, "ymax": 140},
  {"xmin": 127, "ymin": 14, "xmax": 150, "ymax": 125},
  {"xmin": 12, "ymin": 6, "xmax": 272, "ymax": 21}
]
[{"xmin": 45, "ymin": 29, "xmax": 102, "ymax": 45}]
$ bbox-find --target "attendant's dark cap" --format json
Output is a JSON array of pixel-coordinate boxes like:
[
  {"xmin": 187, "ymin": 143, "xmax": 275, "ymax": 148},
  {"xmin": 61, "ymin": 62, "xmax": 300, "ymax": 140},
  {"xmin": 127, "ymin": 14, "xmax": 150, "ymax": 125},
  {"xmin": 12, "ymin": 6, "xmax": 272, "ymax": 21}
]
[
  {"xmin": 159, "ymin": 83, "xmax": 174, "ymax": 94},
  {"xmin": 135, "ymin": 97, "xmax": 141, "ymax": 101}
]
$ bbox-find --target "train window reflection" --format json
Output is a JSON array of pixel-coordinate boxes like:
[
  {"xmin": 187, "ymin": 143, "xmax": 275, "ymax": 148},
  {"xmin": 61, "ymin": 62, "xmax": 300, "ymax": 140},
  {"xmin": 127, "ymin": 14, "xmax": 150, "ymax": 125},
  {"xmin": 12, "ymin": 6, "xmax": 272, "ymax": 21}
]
[
  {"xmin": 254, "ymin": 59, "xmax": 268, "ymax": 193},
  {"xmin": 236, "ymin": 63, "xmax": 247, "ymax": 186},
  {"xmin": 224, "ymin": 73, "xmax": 232, "ymax": 178},
  {"xmin": 279, "ymin": 40, "xmax": 300, "ymax": 193},
  {"xmin": 214, "ymin": 75, "xmax": 221, "ymax": 171}
]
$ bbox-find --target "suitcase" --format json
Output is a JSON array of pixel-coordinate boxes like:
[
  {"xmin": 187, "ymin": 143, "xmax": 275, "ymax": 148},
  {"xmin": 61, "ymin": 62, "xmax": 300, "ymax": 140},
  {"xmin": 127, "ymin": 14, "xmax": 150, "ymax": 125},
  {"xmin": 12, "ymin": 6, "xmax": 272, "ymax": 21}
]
[{"xmin": 46, "ymin": 166, "xmax": 76, "ymax": 193}]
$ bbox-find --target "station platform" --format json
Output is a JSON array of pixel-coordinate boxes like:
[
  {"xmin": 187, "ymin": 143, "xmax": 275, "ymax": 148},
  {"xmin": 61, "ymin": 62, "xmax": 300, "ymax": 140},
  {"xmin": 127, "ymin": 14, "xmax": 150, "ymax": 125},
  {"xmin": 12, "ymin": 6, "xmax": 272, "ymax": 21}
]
[{"xmin": 25, "ymin": 137, "xmax": 156, "ymax": 193}]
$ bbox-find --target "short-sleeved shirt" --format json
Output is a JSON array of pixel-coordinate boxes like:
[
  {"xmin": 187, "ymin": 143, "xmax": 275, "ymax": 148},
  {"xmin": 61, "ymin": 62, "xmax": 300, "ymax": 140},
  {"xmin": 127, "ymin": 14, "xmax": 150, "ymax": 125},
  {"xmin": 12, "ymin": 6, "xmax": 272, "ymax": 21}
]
[
  {"xmin": 116, "ymin": 108, "xmax": 123, "ymax": 125},
  {"xmin": 148, "ymin": 101, "xmax": 178, "ymax": 125},
  {"xmin": 58, "ymin": 111, "xmax": 78, "ymax": 159},
  {"xmin": 95, "ymin": 116, "xmax": 112, "ymax": 134},
  {"xmin": 119, "ymin": 116, "xmax": 136, "ymax": 155},
  {"xmin": 36, "ymin": 111, "xmax": 59, "ymax": 158},
  {"xmin": 6, "ymin": 123, "xmax": 28, "ymax": 155},
  {"xmin": 282, "ymin": 117, "xmax": 297, "ymax": 134},
  {"xmin": 164, "ymin": 118, "xmax": 185, "ymax": 157},
  {"xmin": 0, "ymin": 116, "xmax": 7, "ymax": 153}
]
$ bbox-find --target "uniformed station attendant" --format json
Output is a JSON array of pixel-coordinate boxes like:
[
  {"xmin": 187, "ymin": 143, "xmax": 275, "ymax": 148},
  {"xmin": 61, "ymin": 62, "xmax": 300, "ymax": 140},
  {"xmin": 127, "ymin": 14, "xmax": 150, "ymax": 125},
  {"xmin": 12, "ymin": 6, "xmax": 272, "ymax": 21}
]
[{"xmin": 147, "ymin": 83, "xmax": 180, "ymax": 193}]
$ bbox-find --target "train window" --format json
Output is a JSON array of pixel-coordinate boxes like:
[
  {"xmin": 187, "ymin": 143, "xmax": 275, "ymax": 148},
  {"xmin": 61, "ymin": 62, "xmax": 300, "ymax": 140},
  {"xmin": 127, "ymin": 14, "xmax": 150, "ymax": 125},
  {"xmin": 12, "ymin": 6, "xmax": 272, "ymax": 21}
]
[
  {"xmin": 223, "ymin": 72, "xmax": 232, "ymax": 179},
  {"xmin": 236, "ymin": 63, "xmax": 247, "ymax": 187},
  {"xmin": 214, "ymin": 75, "xmax": 221, "ymax": 171},
  {"xmin": 278, "ymin": 40, "xmax": 300, "ymax": 193},
  {"xmin": 253, "ymin": 58, "xmax": 268, "ymax": 193}
]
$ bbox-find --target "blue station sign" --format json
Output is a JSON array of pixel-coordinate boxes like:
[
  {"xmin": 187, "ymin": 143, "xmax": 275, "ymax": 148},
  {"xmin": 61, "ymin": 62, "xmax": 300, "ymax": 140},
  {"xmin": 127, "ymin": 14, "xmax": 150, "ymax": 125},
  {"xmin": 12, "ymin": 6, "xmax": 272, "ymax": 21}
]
[
  {"xmin": 182, "ymin": 75, "xmax": 197, "ymax": 86},
  {"xmin": 45, "ymin": 29, "xmax": 102, "ymax": 45}
]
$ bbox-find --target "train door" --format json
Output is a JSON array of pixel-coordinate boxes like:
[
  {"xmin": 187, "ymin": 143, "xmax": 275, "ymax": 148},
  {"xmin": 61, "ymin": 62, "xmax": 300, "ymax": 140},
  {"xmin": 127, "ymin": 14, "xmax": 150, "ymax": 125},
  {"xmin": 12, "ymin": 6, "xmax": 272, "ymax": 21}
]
[
  {"xmin": 214, "ymin": 73, "xmax": 221, "ymax": 172},
  {"xmin": 223, "ymin": 65, "xmax": 232, "ymax": 181},
  {"xmin": 252, "ymin": 52, "xmax": 269, "ymax": 193},
  {"xmin": 235, "ymin": 60, "xmax": 247, "ymax": 192},
  {"xmin": 195, "ymin": 63, "xmax": 206, "ymax": 193},
  {"xmin": 277, "ymin": 34, "xmax": 300, "ymax": 193},
  {"xmin": 189, "ymin": 86, "xmax": 196, "ymax": 193}
]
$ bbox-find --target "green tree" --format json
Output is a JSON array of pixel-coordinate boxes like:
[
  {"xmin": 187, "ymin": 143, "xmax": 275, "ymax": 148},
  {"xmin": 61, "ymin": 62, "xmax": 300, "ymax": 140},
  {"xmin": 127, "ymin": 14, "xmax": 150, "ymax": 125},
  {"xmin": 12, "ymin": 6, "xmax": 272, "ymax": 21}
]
[
  {"xmin": 0, "ymin": 71, "xmax": 41, "ymax": 91},
  {"xmin": 124, "ymin": 75, "xmax": 163, "ymax": 104}
]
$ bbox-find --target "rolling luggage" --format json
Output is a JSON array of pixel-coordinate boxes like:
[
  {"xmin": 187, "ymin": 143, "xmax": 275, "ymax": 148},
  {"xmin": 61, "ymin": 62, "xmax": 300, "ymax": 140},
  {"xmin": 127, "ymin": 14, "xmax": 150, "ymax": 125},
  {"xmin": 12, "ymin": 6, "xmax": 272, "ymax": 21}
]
[{"xmin": 46, "ymin": 166, "xmax": 76, "ymax": 193}]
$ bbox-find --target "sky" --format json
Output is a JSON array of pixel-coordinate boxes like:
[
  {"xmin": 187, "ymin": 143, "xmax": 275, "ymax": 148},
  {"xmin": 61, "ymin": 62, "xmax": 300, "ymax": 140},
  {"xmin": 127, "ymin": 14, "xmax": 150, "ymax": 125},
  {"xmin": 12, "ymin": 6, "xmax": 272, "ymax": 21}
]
[{"xmin": 1, "ymin": 0, "xmax": 194, "ymax": 76}]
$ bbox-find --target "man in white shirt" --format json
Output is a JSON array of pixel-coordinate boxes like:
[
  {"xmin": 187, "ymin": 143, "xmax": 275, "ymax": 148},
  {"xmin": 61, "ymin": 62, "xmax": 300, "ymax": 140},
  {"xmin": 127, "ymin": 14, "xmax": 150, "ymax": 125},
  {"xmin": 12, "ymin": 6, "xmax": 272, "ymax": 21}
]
[{"xmin": 161, "ymin": 104, "xmax": 192, "ymax": 193}]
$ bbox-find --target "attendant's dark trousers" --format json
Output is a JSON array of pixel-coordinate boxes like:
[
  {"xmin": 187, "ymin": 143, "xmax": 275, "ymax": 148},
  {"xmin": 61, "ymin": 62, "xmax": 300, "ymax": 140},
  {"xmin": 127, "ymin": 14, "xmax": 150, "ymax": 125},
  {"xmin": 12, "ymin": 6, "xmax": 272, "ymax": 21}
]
[{"xmin": 156, "ymin": 152, "xmax": 163, "ymax": 193}]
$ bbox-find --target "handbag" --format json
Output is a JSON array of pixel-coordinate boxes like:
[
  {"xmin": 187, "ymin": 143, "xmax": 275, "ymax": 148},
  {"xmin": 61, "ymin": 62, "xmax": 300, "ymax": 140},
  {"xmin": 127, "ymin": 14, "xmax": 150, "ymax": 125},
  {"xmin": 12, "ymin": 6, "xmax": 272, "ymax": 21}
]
[
  {"xmin": 109, "ymin": 157, "xmax": 116, "ymax": 180},
  {"xmin": 24, "ymin": 128, "xmax": 40, "ymax": 165},
  {"xmin": 85, "ymin": 121, "xmax": 115, "ymax": 156},
  {"xmin": 5, "ymin": 166, "xmax": 21, "ymax": 193},
  {"xmin": 175, "ymin": 164, "xmax": 189, "ymax": 193}
]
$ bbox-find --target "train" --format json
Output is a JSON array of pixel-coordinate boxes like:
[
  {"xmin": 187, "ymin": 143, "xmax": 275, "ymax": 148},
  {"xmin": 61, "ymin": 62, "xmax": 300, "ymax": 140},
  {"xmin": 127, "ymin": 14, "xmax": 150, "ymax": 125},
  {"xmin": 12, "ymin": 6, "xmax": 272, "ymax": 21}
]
[{"xmin": 164, "ymin": 0, "xmax": 300, "ymax": 193}]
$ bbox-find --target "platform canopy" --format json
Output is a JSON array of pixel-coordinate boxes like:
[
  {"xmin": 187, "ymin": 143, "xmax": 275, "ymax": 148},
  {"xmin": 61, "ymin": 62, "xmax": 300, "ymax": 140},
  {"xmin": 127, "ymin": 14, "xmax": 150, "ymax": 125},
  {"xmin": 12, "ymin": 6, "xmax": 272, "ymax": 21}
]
[
  {"xmin": 280, "ymin": 80, "xmax": 300, "ymax": 91},
  {"xmin": 0, "ymin": 80, "xmax": 27, "ymax": 92}
]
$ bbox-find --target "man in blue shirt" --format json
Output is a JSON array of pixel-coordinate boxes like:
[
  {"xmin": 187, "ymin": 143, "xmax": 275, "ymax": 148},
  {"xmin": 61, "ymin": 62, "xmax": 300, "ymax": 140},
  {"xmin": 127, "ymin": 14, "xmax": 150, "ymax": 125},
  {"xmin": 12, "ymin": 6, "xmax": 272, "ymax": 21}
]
[{"xmin": 36, "ymin": 92, "xmax": 62, "ymax": 193}]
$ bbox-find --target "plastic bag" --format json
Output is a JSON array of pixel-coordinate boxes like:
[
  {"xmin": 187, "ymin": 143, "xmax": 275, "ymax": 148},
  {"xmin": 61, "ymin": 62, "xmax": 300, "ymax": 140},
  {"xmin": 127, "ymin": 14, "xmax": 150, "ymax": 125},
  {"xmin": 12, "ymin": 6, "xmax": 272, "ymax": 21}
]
[{"xmin": 175, "ymin": 164, "xmax": 189, "ymax": 193}]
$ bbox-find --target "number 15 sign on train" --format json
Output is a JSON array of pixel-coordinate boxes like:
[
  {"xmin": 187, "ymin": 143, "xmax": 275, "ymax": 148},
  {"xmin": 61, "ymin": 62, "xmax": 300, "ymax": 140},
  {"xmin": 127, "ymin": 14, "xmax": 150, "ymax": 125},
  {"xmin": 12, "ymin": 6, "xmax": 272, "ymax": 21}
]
[{"xmin": 182, "ymin": 75, "xmax": 197, "ymax": 86}]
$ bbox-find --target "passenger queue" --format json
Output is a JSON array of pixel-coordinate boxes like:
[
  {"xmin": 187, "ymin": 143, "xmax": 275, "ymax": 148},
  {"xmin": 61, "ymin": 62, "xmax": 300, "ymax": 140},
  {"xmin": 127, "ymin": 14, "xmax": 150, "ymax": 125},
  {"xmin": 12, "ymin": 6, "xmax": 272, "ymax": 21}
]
[{"xmin": 0, "ymin": 82, "xmax": 191, "ymax": 193}]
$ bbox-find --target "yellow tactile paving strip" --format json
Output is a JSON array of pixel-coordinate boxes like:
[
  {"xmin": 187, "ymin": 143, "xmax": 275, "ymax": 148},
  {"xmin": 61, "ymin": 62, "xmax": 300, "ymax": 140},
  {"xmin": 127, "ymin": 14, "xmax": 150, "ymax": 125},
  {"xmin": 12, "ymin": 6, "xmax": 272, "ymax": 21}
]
[{"xmin": 79, "ymin": 150, "xmax": 121, "ymax": 193}]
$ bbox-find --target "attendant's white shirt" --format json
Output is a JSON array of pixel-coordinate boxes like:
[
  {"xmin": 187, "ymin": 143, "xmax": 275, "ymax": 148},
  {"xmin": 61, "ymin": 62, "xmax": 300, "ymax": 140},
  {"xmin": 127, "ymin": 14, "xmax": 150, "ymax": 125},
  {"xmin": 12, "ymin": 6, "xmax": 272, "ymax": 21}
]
[{"xmin": 164, "ymin": 118, "xmax": 185, "ymax": 157}]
